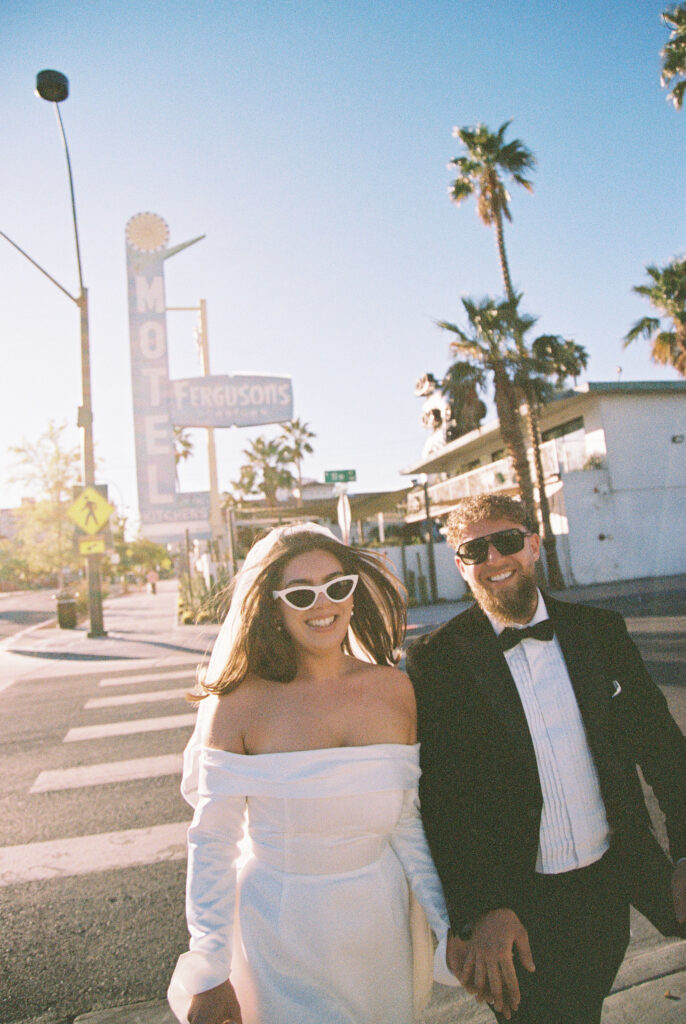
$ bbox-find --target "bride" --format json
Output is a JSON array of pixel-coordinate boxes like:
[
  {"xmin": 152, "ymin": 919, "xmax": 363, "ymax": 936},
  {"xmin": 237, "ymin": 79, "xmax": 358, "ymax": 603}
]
[{"xmin": 168, "ymin": 523, "xmax": 455, "ymax": 1024}]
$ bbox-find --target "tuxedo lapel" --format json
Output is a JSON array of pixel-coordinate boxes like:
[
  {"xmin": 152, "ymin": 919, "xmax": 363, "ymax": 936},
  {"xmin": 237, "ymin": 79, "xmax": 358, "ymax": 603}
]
[
  {"xmin": 545, "ymin": 596, "xmax": 605, "ymax": 721},
  {"xmin": 544, "ymin": 595, "xmax": 616, "ymax": 773},
  {"xmin": 456, "ymin": 605, "xmax": 538, "ymax": 760}
]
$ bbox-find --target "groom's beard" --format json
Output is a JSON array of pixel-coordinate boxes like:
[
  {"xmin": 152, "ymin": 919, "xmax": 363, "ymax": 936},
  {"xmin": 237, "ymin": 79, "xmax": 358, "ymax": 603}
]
[{"xmin": 470, "ymin": 567, "xmax": 538, "ymax": 624}]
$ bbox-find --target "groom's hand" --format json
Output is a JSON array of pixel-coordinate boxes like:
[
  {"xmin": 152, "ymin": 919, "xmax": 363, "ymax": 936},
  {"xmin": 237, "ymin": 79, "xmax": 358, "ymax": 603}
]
[
  {"xmin": 446, "ymin": 930, "xmax": 469, "ymax": 977},
  {"xmin": 458, "ymin": 908, "xmax": 535, "ymax": 1020},
  {"xmin": 447, "ymin": 931, "xmax": 493, "ymax": 1004}
]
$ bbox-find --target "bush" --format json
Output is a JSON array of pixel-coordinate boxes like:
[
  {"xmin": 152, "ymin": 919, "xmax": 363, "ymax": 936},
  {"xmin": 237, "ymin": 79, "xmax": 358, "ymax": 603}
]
[{"xmin": 177, "ymin": 569, "xmax": 232, "ymax": 625}]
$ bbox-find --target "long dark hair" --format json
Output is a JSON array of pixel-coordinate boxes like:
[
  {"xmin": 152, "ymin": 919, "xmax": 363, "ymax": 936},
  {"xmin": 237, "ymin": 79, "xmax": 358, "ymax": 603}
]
[{"xmin": 196, "ymin": 531, "xmax": 407, "ymax": 697}]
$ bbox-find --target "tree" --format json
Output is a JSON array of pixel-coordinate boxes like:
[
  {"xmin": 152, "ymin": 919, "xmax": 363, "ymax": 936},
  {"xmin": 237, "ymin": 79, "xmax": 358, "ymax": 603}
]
[
  {"xmin": 173, "ymin": 426, "xmax": 194, "ymax": 485},
  {"xmin": 661, "ymin": 4, "xmax": 686, "ymax": 109},
  {"xmin": 438, "ymin": 297, "xmax": 538, "ymax": 527},
  {"xmin": 439, "ymin": 362, "xmax": 488, "ymax": 441},
  {"xmin": 624, "ymin": 258, "xmax": 686, "ymax": 376},
  {"xmin": 8, "ymin": 420, "xmax": 80, "ymax": 504},
  {"xmin": 0, "ymin": 539, "xmax": 28, "ymax": 590},
  {"xmin": 228, "ymin": 464, "xmax": 259, "ymax": 505},
  {"xmin": 449, "ymin": 121, "xmax": 535, "ymax": 300},
  {"xmin": 449, "ymin": 123, "xmax": 570, "ymax": 587},
  {"xmin": 279, "ymin": 419, "xmax": 316, "ymax": 505},
  {"xmin": 239, "ymin": 435, "xmax": 295, "ymax": 506},
  {"xmin": 7, "ymin": 421, "xmax": 81, "ymax": 587},
  {"xmin": 127, "ymin": 536, "xmax": 171, "ymax": 575},
  {"xmin": 510, "ymin": 312, "xmax": 589, "ymax": 588}
]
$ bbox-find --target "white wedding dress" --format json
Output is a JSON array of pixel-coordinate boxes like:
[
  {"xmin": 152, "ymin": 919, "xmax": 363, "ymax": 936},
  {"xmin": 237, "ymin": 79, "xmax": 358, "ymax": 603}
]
[{"xmin": 168, "ymin": 741, "xmax": 452, "ymax": 1024}]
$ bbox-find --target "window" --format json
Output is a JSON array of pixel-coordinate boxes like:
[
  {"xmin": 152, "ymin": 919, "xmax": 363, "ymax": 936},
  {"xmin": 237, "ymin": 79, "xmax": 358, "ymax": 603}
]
[{"xmin": 541, "ymin": 416, "xmax": 584, "ymax": 443}]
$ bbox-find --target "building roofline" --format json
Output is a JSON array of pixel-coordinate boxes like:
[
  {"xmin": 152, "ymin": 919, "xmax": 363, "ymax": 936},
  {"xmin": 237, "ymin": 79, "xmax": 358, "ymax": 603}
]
[
  {"xmin": 401, "ymin": 378, "xmax": 686, "ymax": 476},
  {"xmin": 556, "ymin": 379, "xmax": 686, "ymax": 398}
]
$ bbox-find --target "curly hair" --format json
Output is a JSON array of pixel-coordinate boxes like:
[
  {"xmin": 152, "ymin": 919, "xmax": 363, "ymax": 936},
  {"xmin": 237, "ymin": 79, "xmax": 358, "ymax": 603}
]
[
  {"xmin": 445, "ymin": 494, "xmax": 536, "ymax": 550},
  {"xmin": 195, "ymin": 531, "xmax": 407, "ymax": 698}
]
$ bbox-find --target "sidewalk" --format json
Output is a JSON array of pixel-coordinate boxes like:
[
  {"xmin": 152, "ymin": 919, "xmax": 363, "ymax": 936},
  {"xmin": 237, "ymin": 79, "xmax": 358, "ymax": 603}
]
[
  {"xmin": 6, "ymin": 574, "xmax": 686, "ymax": 1024},
  {"xmin": 0, "ymin": 580, "xmax": 219, "ymax": 687},
  {"xmin": 4, "ymin": 572, "xmax": 684, "ymax": 672}
]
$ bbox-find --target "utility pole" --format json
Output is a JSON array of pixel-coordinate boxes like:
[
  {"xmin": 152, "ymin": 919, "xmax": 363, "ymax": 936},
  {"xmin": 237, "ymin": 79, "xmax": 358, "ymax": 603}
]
[
  {"xmin": 2, "ymin": 70, "xmax": 106, "ymax": 635},
  {"xmin": 196, "ymin": 300, "xmax": 224, "ymax": 554},
  {"xmin": 167, "ymin": 300, "xmax": 225, "ymax": 558}
]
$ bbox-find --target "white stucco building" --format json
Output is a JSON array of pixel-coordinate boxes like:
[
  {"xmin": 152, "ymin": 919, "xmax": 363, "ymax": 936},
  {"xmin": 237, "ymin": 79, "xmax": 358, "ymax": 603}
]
[{"xmin": 401, "ymin": 381, "xmax": 686, "ymax": 588}]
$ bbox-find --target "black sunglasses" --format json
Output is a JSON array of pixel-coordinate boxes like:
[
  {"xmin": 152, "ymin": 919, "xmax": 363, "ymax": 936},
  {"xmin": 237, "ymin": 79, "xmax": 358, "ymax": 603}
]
[{"xmin": 456, "ymin": 528, "xmax": 530, "ymax": 565}]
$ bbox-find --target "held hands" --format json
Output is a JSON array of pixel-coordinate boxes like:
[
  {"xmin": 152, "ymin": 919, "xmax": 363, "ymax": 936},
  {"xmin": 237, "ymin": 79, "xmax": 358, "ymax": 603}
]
[
  {"xmin": 188, "ymin": 979, "xmax": 242, "ymax": 1024},
  {"xmin": 447, "ymin": 909, "xmax": 535, "ymax": 1021},
  {"xmin": 672, "ymin": 860, "xmax": 686, "ymax": 925}
]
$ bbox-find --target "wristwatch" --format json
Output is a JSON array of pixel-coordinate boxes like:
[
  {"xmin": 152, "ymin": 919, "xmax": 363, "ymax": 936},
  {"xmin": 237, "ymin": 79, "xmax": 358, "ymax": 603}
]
[{"xmin": 456, "ymin": 920, "xmax": 474, "ymax": 941}]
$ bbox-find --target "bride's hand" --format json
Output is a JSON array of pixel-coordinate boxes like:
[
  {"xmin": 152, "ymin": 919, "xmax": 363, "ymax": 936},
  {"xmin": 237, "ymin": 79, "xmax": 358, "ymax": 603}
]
[{"xmin": 188, "ymin": 979, "xmax": 242, "ymax": 1024}]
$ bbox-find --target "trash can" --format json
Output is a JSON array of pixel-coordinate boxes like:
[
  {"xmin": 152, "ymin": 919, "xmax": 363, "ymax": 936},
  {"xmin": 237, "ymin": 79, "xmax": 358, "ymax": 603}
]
[{"xmin": 56, "ymin": 594, "xmax": 77, "ymax": 629}]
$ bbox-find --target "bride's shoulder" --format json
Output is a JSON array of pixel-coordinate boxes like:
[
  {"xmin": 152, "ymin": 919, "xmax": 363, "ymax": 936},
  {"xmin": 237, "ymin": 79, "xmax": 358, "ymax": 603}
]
[
  {"xmin": 201, "ymin": 674, "xmax": 267, "ymax": 752},
  {"xmin": 354, "ymin": 661, "xmax": 415, "ymax": 700}
]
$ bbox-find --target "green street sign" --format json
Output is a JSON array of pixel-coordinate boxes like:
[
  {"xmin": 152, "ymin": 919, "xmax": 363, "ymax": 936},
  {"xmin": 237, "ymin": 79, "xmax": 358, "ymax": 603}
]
[{"xmin": 325, "ymin": 469, "xmax": 356, "ymax": 483}]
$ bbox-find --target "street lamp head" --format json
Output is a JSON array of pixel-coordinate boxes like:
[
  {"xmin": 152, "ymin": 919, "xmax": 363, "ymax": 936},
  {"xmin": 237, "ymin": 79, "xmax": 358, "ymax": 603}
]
[{"xmin": 35, "ymin": 69, "xmax": 69, "ymax": 103}]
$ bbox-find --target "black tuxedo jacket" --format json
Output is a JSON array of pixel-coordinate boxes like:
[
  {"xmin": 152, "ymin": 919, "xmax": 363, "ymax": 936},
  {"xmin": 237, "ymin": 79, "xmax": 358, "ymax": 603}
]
[{"xmin": 406, "ymin": 594, "xmax": 686, "ymax": 937}]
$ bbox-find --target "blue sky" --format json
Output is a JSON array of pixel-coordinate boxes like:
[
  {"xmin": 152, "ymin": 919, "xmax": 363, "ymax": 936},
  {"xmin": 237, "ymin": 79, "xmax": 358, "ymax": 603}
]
[{"xmin": 2, "ymin": 0, "xmax": 683, "ymax": 528}]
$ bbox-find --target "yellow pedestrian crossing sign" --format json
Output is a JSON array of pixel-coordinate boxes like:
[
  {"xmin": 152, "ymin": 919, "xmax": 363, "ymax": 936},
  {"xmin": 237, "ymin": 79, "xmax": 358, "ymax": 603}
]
[{"xmin": 67, "ymin": 486, "xmax": 115, "ymax": 536}]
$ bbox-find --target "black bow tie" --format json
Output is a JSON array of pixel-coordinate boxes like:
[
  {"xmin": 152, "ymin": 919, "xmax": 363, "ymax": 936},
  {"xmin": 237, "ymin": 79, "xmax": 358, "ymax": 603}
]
[{"xmin": 498, "ymin": 619, "xmax": 554, "ymax": 652}]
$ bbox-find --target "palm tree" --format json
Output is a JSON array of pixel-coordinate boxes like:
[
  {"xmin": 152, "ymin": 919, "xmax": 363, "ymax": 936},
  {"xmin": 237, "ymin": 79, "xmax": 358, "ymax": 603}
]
[
  {"xmin": 173, "ymin": 426, "xmax": 194, "ymax": 486},
  {"xmin": 511, "ymin": 319, "xmax": 589, "ymax": 589},
  {"xmin": 229, "ymin": 464, "xmax": 259, "ymax": 504},
  {"xmin": 241, "ymin": 435, "xmax": 295, "ymax": 506},
  {"xmin": 438, "ymin": 297, "xmax": 538, "ymax": 526},
  {"xmin": 439, "ymin": 362, "xmax": 488, "ymax": 441},
  {"xmin": 449, "ymin": 124, "xmax": 573, "ymax": 586},
  {"xmin": 449, "ymin": 121, "xmax": 535, "ymax": 300},
  {"xmin": 661, "ymin": 4, "xmax": 686, "ymax": 109},
  {"xmin": 280, "ymin": 418, "xmax": 316, "ymax": 505},
  {"xmin": 624, "ymin": 258, "xmax": 686, "ymax": 376}
]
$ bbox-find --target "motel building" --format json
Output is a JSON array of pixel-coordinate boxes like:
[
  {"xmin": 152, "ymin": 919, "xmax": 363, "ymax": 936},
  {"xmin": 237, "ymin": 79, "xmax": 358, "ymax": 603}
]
[{"xmin": 398, "ymin": 380, "xmax": 686, "ymax": 596}]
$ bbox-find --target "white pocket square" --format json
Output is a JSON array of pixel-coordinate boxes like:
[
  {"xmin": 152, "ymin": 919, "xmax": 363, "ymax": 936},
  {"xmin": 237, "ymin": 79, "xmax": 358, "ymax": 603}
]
[{"xmin": 611, "ymin": 680, "xmax": 622, "ymax": 698}]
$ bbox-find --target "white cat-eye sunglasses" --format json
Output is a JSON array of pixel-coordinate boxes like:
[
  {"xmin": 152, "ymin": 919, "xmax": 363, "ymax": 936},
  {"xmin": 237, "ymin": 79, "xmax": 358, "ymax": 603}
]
[{"xmin": 272, "ymin": 574, "xmax": 359, "ymax": 610}]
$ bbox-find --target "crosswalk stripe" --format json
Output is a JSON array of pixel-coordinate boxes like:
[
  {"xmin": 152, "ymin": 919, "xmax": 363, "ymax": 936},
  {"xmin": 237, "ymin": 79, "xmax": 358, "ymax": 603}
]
[
  {"xmin": 30, "ymin": 754, "xmax": 183, "ymax": 793},
  {"xmin": 85, "ymin": 688, "xmax": 188, "ymax": 709},
  {"xmin": 0, "ymin": 821, "xmax": 189, "ymax": 886},
  {"xmin": 99, "ymin": 669, "xmax": 196, "ymax": 688},
  {"xmin": 64, "ymin": 713, "xmax": 196, "ymax": 742}
]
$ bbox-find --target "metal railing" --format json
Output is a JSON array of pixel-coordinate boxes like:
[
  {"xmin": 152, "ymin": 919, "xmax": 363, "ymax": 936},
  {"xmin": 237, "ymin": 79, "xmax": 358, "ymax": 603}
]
[{"xmin": 407, "ymin": 435, "xmax": 606, "ymax": 517}]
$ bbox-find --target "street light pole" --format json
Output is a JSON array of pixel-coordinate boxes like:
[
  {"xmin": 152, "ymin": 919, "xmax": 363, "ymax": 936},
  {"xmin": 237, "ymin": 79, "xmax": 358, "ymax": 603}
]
[
  {"xmin": 34, "ymin": 69, "xmax": 105, "ymax": 636},
  {"xmin": 166, "ymin": 300, "xmax": 225, "ymax": 558}
]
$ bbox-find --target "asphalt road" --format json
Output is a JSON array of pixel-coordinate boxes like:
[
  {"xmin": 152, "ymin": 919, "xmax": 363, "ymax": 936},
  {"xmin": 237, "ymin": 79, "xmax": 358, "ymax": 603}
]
[
  {"xmin": 0, "ymin": 656, "xmax": 198, "ymax": 1024},
  {"xmin": 0, "ymin": 582, "xmax": 683, "ymax": 1024},
  {"xmin": 0, "ymin": 590, "xmax": 56, "ymax": 643}
]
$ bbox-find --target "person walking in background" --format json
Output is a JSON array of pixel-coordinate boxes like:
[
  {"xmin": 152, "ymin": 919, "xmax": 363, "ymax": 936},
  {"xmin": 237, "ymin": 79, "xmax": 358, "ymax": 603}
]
[
  {"xmin": 406, "ymin": 494, "xmax": 686, "ymax": 1023},
  {"xmin": 146, "ymin": 568, "xmax": 159, "ymax": 594},
  {"xmin": 168, "ymin": 523, "xmax": 452, "ymax": 1024}
]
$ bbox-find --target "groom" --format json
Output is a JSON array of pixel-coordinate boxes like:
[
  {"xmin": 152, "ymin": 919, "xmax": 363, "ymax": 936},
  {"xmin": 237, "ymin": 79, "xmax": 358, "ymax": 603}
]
[{"xmin": 406, "ymin": 494, "xmax": 686, "ymax": 1023}]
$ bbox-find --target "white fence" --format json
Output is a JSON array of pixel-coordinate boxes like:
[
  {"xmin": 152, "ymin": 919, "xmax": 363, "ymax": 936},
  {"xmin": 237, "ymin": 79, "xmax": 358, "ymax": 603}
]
[{"xmin": 377, "ymin": 541, "xmax": 467, "ymax": 603}]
